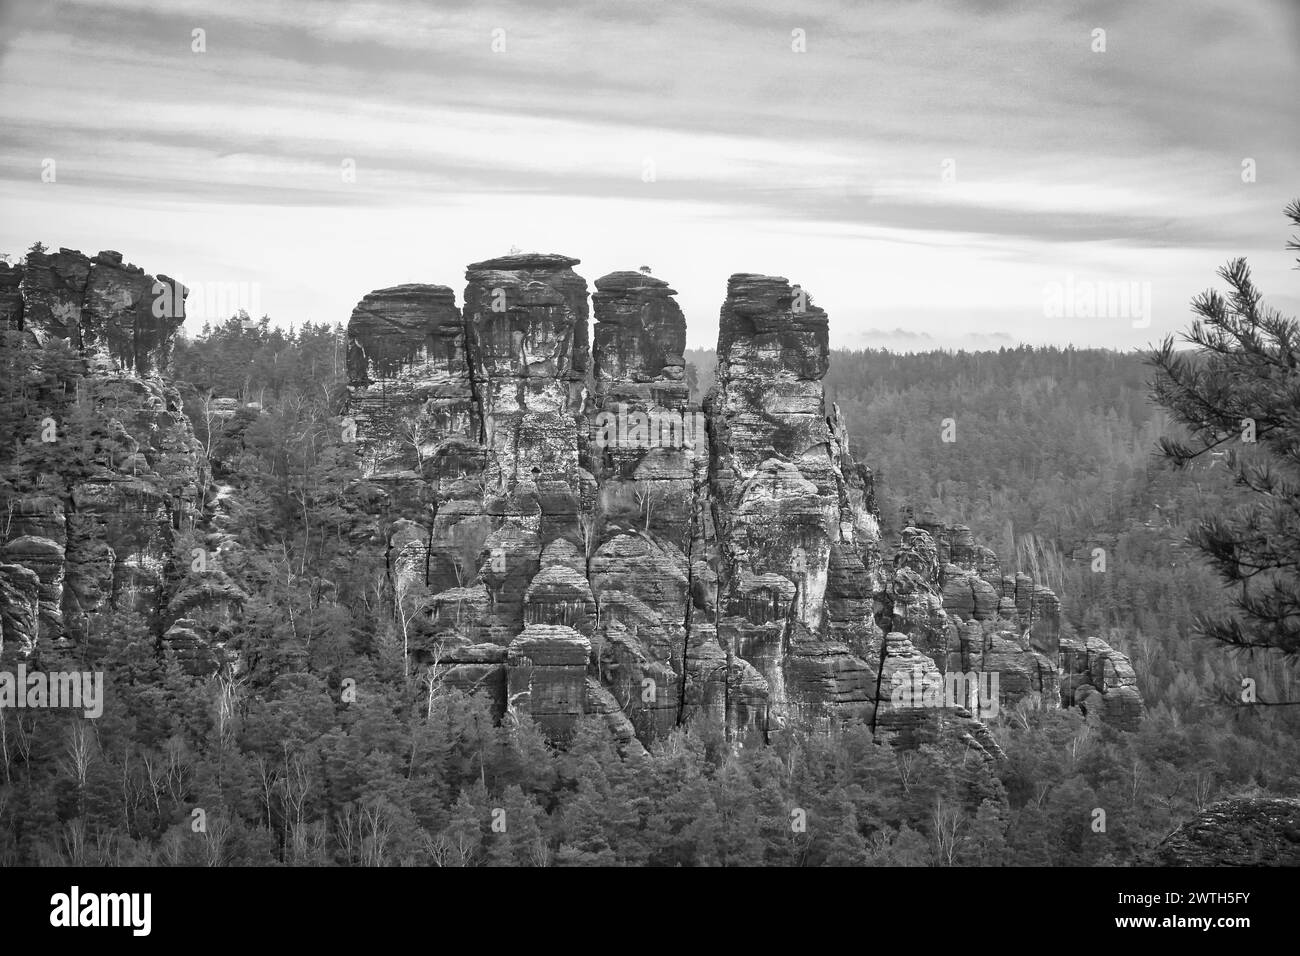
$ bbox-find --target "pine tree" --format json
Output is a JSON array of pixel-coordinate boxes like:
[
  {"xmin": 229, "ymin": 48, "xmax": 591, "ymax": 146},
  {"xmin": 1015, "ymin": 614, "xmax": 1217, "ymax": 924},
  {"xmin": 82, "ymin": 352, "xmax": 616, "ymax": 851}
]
[{"xmin": 1149, "ymin": 200, "xmax": 1300, "ymax": 664}]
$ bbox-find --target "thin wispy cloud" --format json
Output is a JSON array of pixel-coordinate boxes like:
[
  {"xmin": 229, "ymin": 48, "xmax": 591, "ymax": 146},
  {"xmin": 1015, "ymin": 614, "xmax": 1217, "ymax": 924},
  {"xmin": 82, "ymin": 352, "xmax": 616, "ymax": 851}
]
[{"xmin": 1, "ymin": 0, "xmax": 1296, "ymax": 349}]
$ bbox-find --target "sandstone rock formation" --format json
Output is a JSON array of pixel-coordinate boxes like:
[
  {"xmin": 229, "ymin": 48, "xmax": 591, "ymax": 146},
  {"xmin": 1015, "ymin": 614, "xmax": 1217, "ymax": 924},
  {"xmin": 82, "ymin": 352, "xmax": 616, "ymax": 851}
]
[
  {"xmin": 345, "ymin": 255, "xmax": 1146, "ymax": 753},
  {"xmin": 0, "ymin": 244, "xmax": 1144, "ymax": 750},
  {"xmin": 0, "ymin": 249, "xmax": 232, "ymax": 667},
  {"xmin": 10, "ymin": 248, "xmax": 185, "ymax": 374},
  {"xmin": 1060, "ymin": 634, "xmax": 1144, "ymax": 731},
  {"xmin": 1148, "ymin": 798, "xmax": 1300, "ymax": 866}
]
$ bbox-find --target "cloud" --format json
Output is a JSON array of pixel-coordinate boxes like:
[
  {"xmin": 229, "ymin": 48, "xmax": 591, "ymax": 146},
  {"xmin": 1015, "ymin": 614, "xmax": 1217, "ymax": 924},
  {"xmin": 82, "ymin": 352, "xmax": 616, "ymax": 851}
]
[{"xmin": 0, "ymin": 0, "xmax": 1296, "ymax": 350}]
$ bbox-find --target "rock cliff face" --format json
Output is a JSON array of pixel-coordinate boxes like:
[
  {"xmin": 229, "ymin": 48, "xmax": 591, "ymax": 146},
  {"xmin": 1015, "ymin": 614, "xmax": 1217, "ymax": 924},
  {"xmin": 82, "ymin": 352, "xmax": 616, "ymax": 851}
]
[
  {"xmin": 1060, "ymin": 635, "xmax": 1144, "ymax": 730},
  {"xmin": 0, "ymin": 250, "xmax": 221, "ymax": 665},
  {"xmin": 9, "ymin": 249, "xmax": 185, "ymax": 374},
  {"xmin": 0, "ymin": 245, "xmax": 1145, "ymax": 747},
  {"xmin": 346, "ymin": 256, "xmax": 1146, "ymax": 752},
  {"xmin": 0, "ymin": 245, "xmax": 1144, "ymax": 746}
]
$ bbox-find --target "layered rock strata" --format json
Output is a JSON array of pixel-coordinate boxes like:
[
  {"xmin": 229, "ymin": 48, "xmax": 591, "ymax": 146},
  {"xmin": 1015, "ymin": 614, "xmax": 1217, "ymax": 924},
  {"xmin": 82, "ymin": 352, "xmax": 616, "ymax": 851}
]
[
  {"xmin": 346, "ymin": 256, "xmax": 1144, "ymax": 752},
  {"xmin": 0, "ymin": 245, "xmax": 1149, "ymax": 750},
  {"xmin": 1060, "ymin": 635, "xmax": 1144, "ymax": 731},
  {"xmin": 0, "ymin": 250, "xmax": 234, "ymax": 668}
]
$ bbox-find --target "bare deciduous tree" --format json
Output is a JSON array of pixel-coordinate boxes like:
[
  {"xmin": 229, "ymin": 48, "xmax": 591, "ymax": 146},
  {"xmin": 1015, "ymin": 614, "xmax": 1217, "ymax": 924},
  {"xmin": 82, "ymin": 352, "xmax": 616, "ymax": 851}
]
[
  {"xmin": 896, "ymin": 751, "xmax": 917, "ymax": 795},
  {"xmin": 398, "ymin": 416, "xmax": 430, "ymax": 474},
  {"xmin": 200, "ymin": 812, "xmax": 233, "ymax": 867},
  {"xmin": 632, "ymin": 481, "xmax": 667, "ymax": 531},
  {"xmin": 931, "ymin": 796, "xmax": 964, "ymax": 866},
  {"xmin": 422, "ymin": 829, "xmax": 452, "ymax": 867},
  {"xmin": 392, "ymin": 572, "xmax": 429, "ymax": 681},
  {"xmin": 197, "ymin": 389, "xmax": 224, "ymax": 459}
]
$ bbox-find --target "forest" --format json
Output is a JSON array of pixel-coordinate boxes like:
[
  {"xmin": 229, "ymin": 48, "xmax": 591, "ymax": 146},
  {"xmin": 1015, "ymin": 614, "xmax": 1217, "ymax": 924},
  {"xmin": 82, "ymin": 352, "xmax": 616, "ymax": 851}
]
[{"xmin": 0, "ymin": 314, "xmax": 1295, "ymax": 867}]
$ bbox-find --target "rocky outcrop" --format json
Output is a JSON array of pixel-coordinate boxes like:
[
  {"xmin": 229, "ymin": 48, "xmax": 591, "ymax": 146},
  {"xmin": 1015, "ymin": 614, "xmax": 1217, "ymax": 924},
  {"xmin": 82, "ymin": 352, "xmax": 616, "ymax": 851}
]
[
  {"xmin": 0, "ymin": 244, "xmax": 1146, "ymax": 749},
  {"xmin": 347, "ymin": 263, "xmax": 1053, "ymax": 754},
  {"xmin": 508, "ymin": 623, "xmax": 590, "ymax": 735},
  {"xmin": 1060, "ymin": 635, "xmax": 1145, "ymax": 730},
  {"xmin": 0, "ymin": 250, "xmax": 225, "ymax": 667},
  {"xmin": 344, "ymin": 255, "xmax": 596, "ymax": 740},
  {"xmin": 1148, "ymin": 798, "xmax": 1300, "ymax": 866},
  {"xmin": 706, "ymin": 273, "xmax": 894, "ymax": 736},
  {"xmin": 15, "ymin": 248, "xmax": 185, "ymax": 374},
  {"xmin": 586, "ymin": 270, "xmax": 706, "ymax": 740},
  {"xmin": 341, "ymin": 256, "xmax": 1145, "ymax": 750},
  {"xmin": 0, "ymin": 562, "xmax": 40, "ymax": 654},
  {"xmin": 879, "ymin": 521, "xmax": 1062, "ymax": 715},
  {"xmin": 345, "ymin": 282, "xmax": 474, "ymax": 489}
]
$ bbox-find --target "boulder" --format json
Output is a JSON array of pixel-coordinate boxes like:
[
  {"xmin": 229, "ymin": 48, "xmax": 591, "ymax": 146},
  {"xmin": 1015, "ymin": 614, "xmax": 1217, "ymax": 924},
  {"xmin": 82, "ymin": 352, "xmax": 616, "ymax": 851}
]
[{"xmin": 1148, "ymin": 798, "xmax": 1300, "ymax": 866}]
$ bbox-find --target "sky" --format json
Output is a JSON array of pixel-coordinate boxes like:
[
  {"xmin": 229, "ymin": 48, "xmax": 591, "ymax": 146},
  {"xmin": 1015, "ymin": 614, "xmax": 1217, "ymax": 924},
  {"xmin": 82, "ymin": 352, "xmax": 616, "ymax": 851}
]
[{"xmin": 0, "ymin": 0, "xmax": 1297, "ymax": 351}]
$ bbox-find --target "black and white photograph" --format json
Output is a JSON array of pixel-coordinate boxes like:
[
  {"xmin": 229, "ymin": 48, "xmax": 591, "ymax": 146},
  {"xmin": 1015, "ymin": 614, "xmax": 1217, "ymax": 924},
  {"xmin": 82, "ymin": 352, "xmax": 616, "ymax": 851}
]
[{"xmin": 0, "ymin": 0, "xmax": 1296, "ymax": 926}]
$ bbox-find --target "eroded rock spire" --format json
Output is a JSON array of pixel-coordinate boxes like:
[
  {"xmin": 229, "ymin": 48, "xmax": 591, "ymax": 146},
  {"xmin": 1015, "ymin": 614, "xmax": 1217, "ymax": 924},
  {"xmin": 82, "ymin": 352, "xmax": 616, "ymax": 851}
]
[{"xmin": 342, "ymin": 258, "xmax": 1145, "ymax": 751}]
